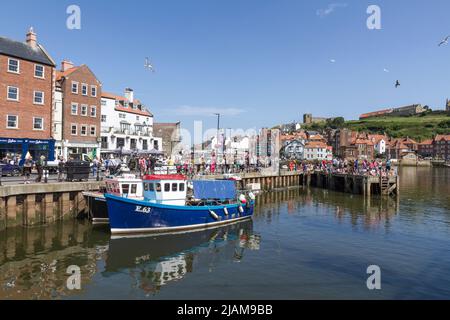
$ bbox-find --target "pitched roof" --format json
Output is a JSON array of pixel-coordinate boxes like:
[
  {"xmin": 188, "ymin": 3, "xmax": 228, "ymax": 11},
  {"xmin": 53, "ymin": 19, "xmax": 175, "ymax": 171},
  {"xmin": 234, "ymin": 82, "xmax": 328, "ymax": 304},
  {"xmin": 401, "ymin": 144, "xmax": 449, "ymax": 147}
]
[
  {"xmin": 419, "ymin": 139, "xmax": 433, "ymax": 145},
  {"xmin": 435, "ymin": 134, "xmax": 450, "ymax": 141},
  {"xmin": 305, "ymin": 141, "xmax": 328, "ymax": 148},
  {"xmin": 56, "ymin": 67, "xmax": 80, "ymax": 81},
  {"xmin": 0, "ymin": 36, "xmax": 55, "ymax": 66},
  {"xmin": 368, "ymin": 134, "xmax": 386, "ymax": 144}
]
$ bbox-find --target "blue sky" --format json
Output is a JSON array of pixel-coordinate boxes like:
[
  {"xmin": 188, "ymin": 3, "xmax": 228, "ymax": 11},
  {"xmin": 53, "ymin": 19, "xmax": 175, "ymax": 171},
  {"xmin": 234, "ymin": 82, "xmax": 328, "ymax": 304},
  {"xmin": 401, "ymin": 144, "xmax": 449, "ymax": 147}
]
[{"xmin": 1, "ymin": 0, "xmax": 450, "ymax": 133}]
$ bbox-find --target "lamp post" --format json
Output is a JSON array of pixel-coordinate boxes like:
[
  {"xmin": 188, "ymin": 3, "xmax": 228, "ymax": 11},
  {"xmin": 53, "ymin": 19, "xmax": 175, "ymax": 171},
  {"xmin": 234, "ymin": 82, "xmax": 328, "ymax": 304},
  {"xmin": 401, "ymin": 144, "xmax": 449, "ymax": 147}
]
[{"xmin": 214, "ymin": 113, "xmax": 220, "ymax": 151}]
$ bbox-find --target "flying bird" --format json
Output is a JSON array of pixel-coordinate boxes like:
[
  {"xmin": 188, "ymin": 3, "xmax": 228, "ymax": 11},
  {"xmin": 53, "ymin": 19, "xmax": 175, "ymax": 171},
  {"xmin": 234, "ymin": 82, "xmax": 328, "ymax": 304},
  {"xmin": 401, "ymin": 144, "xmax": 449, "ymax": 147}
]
[
  {"xmin": 330, "ymin": 59, "xmax": 336, "ymax": 63},
  {"xmin": 395, "ymin": 80, "xmax": 400, "ymax": 88},
  {"xmin": 439, "ymin": 36, "xmax": 450, "ymax": 46},
  {"xmin": 144, "ymin": 57, "xmax": 155, "ymax": 72},
  {"xmin": 383, "ymin": 68, "xmax": 390, "ymax": 73}
]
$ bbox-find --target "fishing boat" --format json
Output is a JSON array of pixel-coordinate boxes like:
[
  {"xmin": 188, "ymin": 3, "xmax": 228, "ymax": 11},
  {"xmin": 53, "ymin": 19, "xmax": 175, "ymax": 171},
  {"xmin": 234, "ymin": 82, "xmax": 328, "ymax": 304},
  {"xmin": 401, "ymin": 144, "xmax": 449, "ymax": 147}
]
[
  {"xmin": 105, "ymin": 174, "xmax": 255, "ymax": 235},
  {"xmin": 83, "ymin": 174, "xmax": 143, "ymax": 224}
]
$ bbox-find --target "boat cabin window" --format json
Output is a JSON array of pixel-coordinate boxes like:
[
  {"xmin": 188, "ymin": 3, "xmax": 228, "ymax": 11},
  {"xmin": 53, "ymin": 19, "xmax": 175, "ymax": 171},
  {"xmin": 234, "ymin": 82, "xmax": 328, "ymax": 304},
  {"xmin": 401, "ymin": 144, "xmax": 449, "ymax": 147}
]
[
  {"xmin": 149, "ymin": 183, "xmax": 155, "ymax": 191},
  {"xmin": 164, "ymin": 183, "xmax": 170, "ymax": 192},
  {"xmin": 179, "ymin": 183, "xmax": 185, "ymax": 192},
  {"xmin": 156, "ymin": 183, "xmax": 161, "ymax": 192},
  {"xmin": 172, "ymin": 183, "xmax": 178, "ymax": 192},
  {"xmin": 144, "ymin": 183, "xmax": 149, "ymax": 191},
  {"xmin": 122, "ymin": 184, "xmax": 130, "ymax": 194},
  {"xmin": 131, "ymin": 184, "xmax": 137, "ymax": 194}
]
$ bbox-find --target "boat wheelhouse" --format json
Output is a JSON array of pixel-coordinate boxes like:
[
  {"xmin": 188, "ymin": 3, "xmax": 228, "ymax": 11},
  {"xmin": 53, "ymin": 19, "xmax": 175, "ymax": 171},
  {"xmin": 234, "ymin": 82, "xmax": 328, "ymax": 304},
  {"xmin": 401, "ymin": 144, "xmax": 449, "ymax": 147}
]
[
  {"xmin": 142, "ymin": 175, "xmax": 187, "ymax": 206},
  {"xmin": 83, "ymin": 174, "xmax": 143, "ymax": 224}
]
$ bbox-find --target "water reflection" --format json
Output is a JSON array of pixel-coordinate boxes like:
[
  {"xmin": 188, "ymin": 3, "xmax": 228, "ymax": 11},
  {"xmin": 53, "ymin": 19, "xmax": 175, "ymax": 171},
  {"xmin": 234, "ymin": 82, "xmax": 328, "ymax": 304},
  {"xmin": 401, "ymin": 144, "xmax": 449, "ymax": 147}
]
[
  {"xmin": 103, "ymin": 220, "xmax": 260, "ymax": 295},
  {"xmin": 0, "ymin": 221, "xmax": 109, "ymax": 299}
]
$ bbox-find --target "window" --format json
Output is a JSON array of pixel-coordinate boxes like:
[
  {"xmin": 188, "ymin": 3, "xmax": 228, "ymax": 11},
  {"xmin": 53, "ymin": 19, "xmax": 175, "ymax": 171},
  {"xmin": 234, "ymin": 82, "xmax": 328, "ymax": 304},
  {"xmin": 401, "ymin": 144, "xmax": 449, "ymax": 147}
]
[
  {"xmin": 101, "ymin": 99, "xmax": 106, "ymax": 106},
  {"xmin": 122, "ymin": 184, "xmax": 130, "ymax": 194},
  {"xmin": 90, "ymin": 125, "xmax": 96, "ymax": 136},
  {"xmin": 71, "ymin": 124, "xmax": 77, "ymax": 135},
  {"xmin": 71, "ymin": 82, "xmax": 79, "ymax": 94},
  {"xmin": 164, "ymin": 183, "xmax": 170, "ymax": 192},
  {"xmin": 172, "ymin": 183, "xmax": 178, "ymax": 192},
  {"xmin": 81, "ymin": 125, "xmax": 88, "ymax": 136},
  {"xmin": 131, "ymin": 184, "xmax": 137, "ymax": 194},
  {"xmin": 34, "ymin": 65, "xmax": 44, "ymax": 78},
  {"xmin": 144, "ymin": 183, "xmax": 149, "ymax": 192},
  {"xmin": 71, "ymin": 103, "xmax": 78, "ymax": 115},
  {"xmin": 116, "ymin": 138, "xmax": 125, "ymax": 147},
  {"xmin": 81, "ymin": 84, "xmax": 88, "ymax": 96},
  {"xmin": 33, "ymin": 91, "xmax": 44, "ymax": 105},
  {"xmin": 90, "ymin": 106, "xmax": 97, "ymax": 117},
  {"xmin": 142, "ymin": 140, "xmax": 148, "ymax": 150},
  {"xmin": 119, "ymin": 113, "xmax": 126, "ymax": 119},
  {"xmin": 149, "ymin": 183, "xmax": 155, "ymax": 192},
  {"xmin": 91, "ymin": 86, "xmax": 97, "ymax": 97},
  {"xmin": 6, "ymin": 115, "xmax": 18, "ymax": 129},
  {"xmin": 101, "ymin": 115, "xmax": 107, "ymax": 122},
  {"xmin": 7, "ymin": 86, "xmax": 19, "ymax": 101},
  {"xmin": 33, "ymin": 117, "xmax": 43, "ymax": 130},
  {"xmin": 81, "ymin": 105, "xmax": 88, "ymax": 116},
  {"xmin": 8, "ymin": 59, "xmax": 19, "ymax": 73},
  {"xmin": 156, "ymin": 183, "xmax": 161, "ymax": 192},
  {"xmin": 136, "ymin": 116, "xmax": 140, "ymax": 121},
  {"xmin": 179, "ymin": 183, "xmax": 185, "ymax": 192}
]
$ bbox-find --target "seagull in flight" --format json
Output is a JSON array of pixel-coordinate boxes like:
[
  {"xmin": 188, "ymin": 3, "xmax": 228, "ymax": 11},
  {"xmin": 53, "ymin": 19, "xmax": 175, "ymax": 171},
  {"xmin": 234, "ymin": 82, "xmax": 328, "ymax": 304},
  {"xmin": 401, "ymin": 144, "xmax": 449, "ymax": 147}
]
[
  {"xmin": 383, "ymin": 68, "xmax": 390, "ymax": 73},
  {"xmin": 330, "ymin": 59, "xmax": 336, "ymax": 63},
  {"xmin": 395, "ymin": 80, "xmax": 401, "ymax": 88},
  {"xmin": 144, "ymin": 57, "xmax": 155, "ymax": 72},
  {"xmin": 439, "ymin": 36, "xmax": 450, "ymax": 46}
]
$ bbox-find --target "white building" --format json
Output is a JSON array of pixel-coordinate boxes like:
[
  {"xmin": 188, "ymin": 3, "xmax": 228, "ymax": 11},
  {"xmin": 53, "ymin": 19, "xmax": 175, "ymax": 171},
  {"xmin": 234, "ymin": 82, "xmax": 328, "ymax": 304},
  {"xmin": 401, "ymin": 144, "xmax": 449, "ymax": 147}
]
[
  {"xmin": 100, "ymin": 88, "xmax": 162, "ymax": 158},
  {"xmin": 304, "ymin": 142, "xmax": 333, "ymax": 161},
  {"xmin": 369, "ymin": 135, "xmax": 387, "ymax": 155},
  {"xmin": 53, "ymin": 89, "xmax": 63, "ymax": 157}
]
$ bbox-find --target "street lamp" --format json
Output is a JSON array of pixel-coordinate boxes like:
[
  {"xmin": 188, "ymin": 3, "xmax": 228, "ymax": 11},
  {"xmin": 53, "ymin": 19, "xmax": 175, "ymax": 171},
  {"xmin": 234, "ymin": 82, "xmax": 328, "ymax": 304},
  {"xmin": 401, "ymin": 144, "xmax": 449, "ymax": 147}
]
[{"xmin": 214, "ymin": 113, "xmax": 220, "ymax": 151}]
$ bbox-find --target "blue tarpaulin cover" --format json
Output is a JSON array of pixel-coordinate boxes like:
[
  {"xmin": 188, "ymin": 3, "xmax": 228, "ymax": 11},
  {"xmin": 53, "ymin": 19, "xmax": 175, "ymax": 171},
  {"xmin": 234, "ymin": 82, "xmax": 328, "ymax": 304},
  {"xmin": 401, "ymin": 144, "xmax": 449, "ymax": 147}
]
[{"xmin": 193, "ymin": 180, "xmax": 236, "ymax": 200}]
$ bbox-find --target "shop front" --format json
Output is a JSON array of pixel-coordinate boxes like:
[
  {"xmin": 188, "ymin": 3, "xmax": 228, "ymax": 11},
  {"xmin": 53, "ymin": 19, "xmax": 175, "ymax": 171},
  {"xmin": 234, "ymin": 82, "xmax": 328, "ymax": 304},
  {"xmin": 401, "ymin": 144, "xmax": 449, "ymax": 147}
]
[{"xmin": 0, "ymin": 138, "xmax": 55, "ymax": 165}]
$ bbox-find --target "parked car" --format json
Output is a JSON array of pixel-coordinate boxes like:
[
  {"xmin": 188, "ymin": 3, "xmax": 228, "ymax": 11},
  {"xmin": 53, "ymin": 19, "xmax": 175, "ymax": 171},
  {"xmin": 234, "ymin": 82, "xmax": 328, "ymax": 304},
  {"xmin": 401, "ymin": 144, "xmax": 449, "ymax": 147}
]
[{"xmin": 0, "ymin": 163, "xmax": 22, "ymax": 177}]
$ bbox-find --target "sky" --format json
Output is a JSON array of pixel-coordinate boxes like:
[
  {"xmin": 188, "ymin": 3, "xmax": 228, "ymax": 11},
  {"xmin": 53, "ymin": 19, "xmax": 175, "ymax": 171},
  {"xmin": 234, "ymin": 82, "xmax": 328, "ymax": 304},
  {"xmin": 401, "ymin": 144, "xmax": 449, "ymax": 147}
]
[{"xmin": 1, "ymin": 0, "xmax": 450, "ymax": 135}]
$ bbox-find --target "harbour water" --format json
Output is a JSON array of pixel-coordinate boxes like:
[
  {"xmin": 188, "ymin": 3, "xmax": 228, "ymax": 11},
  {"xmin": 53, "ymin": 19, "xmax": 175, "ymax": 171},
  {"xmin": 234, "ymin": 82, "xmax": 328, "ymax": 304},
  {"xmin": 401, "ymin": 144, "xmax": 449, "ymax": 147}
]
[{"xmin": 0, "ymin": 167, "xmax": 449, "ymax": 299}]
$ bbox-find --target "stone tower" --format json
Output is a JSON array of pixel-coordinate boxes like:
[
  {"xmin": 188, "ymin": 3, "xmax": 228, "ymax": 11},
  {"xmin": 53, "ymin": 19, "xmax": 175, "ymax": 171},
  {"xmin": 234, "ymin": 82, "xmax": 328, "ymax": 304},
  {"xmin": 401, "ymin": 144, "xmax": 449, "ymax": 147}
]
[
  {"xmin": 303, "ymin": 114, "xmax": 313, "ymax": 124},
  {"xmin": 446, "ymin": 99, "xmax": 450, "ymax": 114}
]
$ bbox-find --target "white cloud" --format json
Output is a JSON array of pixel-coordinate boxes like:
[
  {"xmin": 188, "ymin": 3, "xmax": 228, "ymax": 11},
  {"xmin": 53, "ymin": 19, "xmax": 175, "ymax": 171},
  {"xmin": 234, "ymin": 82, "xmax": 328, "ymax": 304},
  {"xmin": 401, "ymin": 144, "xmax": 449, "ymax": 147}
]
[
  {"xmin": 174, "ymin": 105, "xmax": 246, "ymax": 117},
  {"xmin": 317, "ymin": 3, "xmax": 348, "ymax": 17}
]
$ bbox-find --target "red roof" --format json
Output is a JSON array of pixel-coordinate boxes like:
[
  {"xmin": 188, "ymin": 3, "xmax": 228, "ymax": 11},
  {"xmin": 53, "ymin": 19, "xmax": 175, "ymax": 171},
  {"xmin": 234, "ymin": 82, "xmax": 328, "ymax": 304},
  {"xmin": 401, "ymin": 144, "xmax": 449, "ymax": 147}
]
[
  {"xmin": 435, "ymin": 135, "xmax": 450, "ymax": 141},
  {"xmin": 56, "ymin": 67, "xmax": 80, "ymax": 81},
  {"xmin": 143, "ymin": 175, "xmax": 187, "ymax": 181},
  {"xmin": 419, "ymin": 139, "xmax": 433, "ymax": 145}
]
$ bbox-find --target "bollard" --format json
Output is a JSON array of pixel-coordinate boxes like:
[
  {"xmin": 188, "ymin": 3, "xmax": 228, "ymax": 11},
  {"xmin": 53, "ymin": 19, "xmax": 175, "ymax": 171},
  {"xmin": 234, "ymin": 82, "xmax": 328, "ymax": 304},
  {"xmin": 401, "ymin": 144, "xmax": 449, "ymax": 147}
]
[{"xmin": 44, "ymin": 169, "xmax": 49, "ymax": 183}]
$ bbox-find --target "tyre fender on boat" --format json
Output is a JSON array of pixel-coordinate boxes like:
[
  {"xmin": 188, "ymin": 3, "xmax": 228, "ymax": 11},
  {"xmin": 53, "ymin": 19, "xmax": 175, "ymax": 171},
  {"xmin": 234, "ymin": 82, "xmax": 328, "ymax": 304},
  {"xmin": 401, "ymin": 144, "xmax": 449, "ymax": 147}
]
[
  {"xmin": 238, "ymin": 206, "xmax": 244, "ymax": 214},
  {"xmin": 209, "ymin": 209, "xmax": 219, "ymax": 220},
  {"xmin": 224, "ymin": 207, "xmax": 229, "ymax": 216}
]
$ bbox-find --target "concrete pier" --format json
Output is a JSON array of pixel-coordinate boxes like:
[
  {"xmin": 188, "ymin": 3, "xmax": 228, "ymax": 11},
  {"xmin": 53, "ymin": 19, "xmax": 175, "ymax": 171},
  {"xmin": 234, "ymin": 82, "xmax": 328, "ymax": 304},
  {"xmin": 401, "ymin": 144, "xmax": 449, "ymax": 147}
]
[{"xmin": 0, "ymin": 181, "xmax": 102, "ymax": 231}]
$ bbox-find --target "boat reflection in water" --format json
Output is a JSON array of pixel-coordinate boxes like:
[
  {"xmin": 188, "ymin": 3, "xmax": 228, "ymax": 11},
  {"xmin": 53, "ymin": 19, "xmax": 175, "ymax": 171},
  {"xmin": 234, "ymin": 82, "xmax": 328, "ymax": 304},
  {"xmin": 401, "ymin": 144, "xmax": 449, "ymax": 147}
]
[{"xmin": 103, "ymin": 219, "xmax": 260, "ymax": 294}]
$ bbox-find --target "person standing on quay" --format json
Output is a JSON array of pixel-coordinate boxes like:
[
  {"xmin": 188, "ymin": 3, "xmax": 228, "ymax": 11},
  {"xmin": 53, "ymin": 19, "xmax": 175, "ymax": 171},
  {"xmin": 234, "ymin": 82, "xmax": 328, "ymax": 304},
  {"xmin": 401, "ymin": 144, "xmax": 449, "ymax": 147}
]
[
  {"xmin": 35, "ymin": 155, "xmax": 46, "ymax": 183},
  {"xmin": 58, "ymin": 156, "xmax": 66, "ymax": 182},
  {"xmin": 23, "ymin": 156, "xmax": 33, "ymax": 184}
]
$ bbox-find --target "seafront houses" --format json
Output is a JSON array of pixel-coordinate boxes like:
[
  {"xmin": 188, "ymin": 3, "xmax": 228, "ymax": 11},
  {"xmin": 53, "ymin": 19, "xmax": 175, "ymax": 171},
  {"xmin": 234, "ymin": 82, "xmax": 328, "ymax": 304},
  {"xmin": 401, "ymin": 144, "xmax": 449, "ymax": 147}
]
[
  {"xmin": 418, "ymin": 139, "xmax": 434, "ymax": 158},
  {"xmin": 54, "ymin": 60, "xmax": 102, "ymax": 159},
  {"xmin": 433, "ymin": 134, "xmax": 450, "ymax": 160},
  {"xmin": 0, "ymin": 28, "xmax": 57, "ymax": 163},
  {"xmin": 100, "ymin": 89, "xmax": 162, "ymax": 158}
]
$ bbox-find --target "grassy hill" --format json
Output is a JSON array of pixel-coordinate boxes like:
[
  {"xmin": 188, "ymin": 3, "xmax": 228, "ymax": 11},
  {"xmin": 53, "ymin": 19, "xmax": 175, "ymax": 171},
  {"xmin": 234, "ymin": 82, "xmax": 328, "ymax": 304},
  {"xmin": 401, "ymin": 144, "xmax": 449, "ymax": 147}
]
[{"xmin": 302, "ymin": 112, "xmax": 450, "ymax": 142}]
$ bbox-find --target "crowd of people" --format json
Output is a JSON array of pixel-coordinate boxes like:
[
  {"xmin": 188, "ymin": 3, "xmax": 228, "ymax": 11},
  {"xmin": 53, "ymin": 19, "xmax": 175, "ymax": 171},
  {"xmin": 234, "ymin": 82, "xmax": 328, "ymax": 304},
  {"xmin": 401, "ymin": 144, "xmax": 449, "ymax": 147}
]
[{"xmin": 284, "ymin": 158, "xmax": 396, "ymax": 177}]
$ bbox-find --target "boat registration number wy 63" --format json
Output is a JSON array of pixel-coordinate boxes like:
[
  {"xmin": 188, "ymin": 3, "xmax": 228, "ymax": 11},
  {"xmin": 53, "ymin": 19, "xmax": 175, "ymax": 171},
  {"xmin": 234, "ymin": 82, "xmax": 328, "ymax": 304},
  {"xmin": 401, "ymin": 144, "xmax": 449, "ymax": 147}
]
[{"xmin": 135, "ymin": 206, "xmax": 153, "ymax": 214}]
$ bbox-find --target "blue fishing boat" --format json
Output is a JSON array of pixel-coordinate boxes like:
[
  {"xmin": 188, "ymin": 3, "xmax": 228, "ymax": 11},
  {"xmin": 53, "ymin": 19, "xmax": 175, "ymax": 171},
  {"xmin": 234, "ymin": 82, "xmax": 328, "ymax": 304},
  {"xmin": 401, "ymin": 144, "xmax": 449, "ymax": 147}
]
[{"xmin": 105, "ymin": 175, "xmax": 255, "ymax": 235}]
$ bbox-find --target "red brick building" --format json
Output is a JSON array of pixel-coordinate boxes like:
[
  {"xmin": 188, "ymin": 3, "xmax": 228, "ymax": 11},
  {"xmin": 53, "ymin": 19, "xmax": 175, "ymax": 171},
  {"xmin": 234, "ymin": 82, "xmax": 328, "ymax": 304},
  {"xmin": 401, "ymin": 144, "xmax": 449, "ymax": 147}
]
[
  {"xmin": 0, "ymin": 28, "xmax": 56, "ymax": 162},
  {"xmin": 56, "ymin": 61, "xmax": 102, "ymax": 159},
  {"xmin": 434, "ymin": 135, "xmax": 450, "ymax": 160},
  {"xmin": 418, "ymin": 139, "xmax": 434, "ymax": 158}
]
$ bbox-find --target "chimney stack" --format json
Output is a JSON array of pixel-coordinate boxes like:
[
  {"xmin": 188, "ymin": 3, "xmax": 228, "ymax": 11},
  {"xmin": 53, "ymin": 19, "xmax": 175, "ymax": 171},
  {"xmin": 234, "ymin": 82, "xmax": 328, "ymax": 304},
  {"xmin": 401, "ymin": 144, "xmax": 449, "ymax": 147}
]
[
  {"xmin": 124, "ymin": 88, "xmax": 134, "ymax": 103},
  {"xmin": 61, "ymin": 60, "xmax": 75, "ymax": 72},
  {"xmin": 26, "ymin": 27, "xmax": 37, "ymax": 48}
]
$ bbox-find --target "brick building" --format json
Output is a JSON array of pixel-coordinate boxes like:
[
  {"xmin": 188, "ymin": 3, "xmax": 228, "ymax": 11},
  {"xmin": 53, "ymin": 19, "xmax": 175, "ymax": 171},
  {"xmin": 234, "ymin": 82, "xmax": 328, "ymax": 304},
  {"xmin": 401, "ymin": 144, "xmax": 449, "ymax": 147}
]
[
  {"xmin": 55, "ymin": 61, "xmax": 102, "ymax": 159},
  {"xmin": 434, "ymin": 135, "xmax": 450, "ymax": 160},
  {"xmin": 0, "ymin": 28, "xmax": 56, "ymax": 162},
  {"xmin": 418, "ymin": 139, "xmax": 434, "ymax": 158}
]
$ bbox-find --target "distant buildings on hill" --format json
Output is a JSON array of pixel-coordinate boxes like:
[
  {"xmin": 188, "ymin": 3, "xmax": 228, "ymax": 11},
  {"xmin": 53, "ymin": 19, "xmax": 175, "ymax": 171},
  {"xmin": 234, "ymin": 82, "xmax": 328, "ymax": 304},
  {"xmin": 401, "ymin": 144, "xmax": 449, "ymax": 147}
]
[{"xmin": 359, "ymin": 104, "xmax": 429, "ymax": 120}]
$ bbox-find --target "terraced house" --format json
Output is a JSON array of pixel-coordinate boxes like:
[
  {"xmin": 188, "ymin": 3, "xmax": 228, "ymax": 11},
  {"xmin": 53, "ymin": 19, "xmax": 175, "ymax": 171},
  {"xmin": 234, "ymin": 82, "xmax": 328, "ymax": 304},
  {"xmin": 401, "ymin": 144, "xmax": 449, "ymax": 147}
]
[
  {"xmin": 0, "ymin": 28, "xmax": 56, "ymax": 163},
  {"xmin": 55, "ymin": 60, "xmax": 102, "ymax": 159}
]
